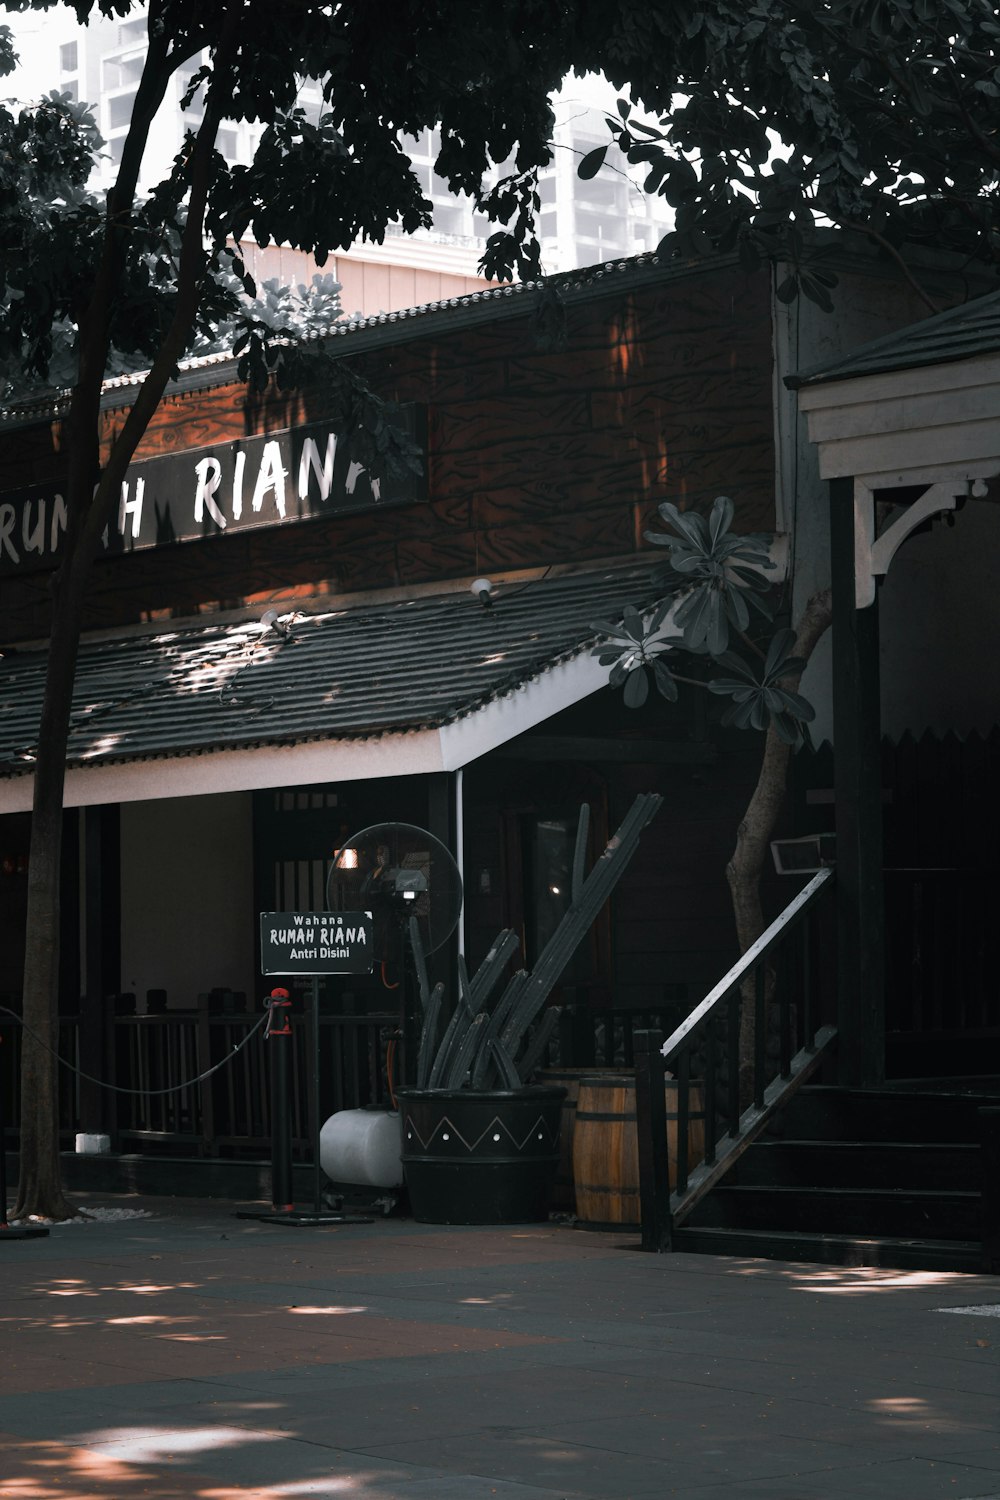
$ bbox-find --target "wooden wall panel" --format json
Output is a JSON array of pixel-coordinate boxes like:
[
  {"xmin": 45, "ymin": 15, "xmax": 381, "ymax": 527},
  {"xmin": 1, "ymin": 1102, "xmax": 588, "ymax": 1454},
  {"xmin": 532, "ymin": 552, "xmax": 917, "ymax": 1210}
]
[{"xmin": 0, "ymin": 263, "xmax": 775, "ymax": 639}]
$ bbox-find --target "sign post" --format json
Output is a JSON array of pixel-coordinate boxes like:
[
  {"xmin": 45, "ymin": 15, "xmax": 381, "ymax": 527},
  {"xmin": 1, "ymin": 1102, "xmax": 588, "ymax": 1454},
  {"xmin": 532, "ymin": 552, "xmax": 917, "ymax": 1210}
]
[{"xmin": 237, "ymin": 911, "xmax": 375, "ymax": 1227}]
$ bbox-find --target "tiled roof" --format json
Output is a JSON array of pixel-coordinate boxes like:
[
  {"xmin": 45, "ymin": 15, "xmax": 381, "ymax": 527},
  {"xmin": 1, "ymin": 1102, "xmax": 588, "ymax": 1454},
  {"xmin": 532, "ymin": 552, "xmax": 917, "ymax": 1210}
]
[
  {"xmin": 0, "ymin": 564, "xmax": 662, "ymax": 776},
  {"xmin": 788, "ymin": 286, "xmax": 1000, "ymax": 389}
]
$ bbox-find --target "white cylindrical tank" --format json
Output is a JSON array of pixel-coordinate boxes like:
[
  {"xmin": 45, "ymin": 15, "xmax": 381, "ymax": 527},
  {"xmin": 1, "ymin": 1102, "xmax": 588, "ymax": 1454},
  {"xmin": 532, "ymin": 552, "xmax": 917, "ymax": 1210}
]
[{"xmin": 320, "ymin": 1108, "xmax": 403, "ymax": 1188}]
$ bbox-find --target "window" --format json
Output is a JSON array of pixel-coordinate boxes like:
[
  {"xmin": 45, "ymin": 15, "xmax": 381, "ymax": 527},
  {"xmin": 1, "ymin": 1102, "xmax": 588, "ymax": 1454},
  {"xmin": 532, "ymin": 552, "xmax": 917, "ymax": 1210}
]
[
  {"xmin": 59, "ymin": 41, "xmax": 78, "ymax": 73},
  {"xmin": 502, "ymin": 767, "xmax": 611, "ymax": 999},
  {"xmin": 108, "ymin": 91, "xmax": 137, "ymax": 131},
  {"xmin": 102, "ymin": 53, "xmax": 144, "ymax": 90},
  {"xmin": 216, "ymin": 127, "xmax": 239, "ymax": 162},
  {"xmin": 433, "ymin": 201, "xmax": 471, "ymax": 236}
]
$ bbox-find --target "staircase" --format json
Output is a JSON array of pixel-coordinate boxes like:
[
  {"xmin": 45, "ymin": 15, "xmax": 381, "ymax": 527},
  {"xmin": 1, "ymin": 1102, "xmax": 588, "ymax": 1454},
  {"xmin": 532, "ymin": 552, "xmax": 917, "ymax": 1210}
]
[{"xmin": 674, "ymin": 1083, "xmax": 999, "ymax": 1272}]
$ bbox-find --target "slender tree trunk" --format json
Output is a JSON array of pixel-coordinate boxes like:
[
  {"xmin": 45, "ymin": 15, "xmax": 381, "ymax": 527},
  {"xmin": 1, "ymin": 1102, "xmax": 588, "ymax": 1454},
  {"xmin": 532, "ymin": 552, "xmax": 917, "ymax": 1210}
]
[
  {"xmin": 727, "ymin": 589, "xmax": 833, "ymax": 1087},
  {"xmin": 12, "ymin": 37, "xmax": 223, "ymax": 1219},
  {"xmin": 14, "ymin": 553, "xmax": 97, "ymax": 1219}
]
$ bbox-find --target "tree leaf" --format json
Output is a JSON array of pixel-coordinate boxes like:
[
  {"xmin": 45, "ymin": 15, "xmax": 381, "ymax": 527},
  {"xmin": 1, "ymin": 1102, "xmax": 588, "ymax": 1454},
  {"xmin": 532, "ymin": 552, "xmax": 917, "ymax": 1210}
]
[
  {"xmin": 578, "ymin": 145, "xmax": 608, "ymax": 181},
  {"xmin": 708, "ymin": 494, "xmax": 735, "ymax": 547},
  {"xmin": 653, "ymin": 658, "xmax": 679, "ymax": 701},
  {"xmin": 623, "ymin": 666, "xmax": 649, "ymax": 708}
]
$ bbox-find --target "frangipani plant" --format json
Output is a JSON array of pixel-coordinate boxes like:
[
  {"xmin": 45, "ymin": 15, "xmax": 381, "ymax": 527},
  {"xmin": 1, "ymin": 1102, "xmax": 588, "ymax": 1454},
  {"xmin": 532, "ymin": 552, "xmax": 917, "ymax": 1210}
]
[
  {"xmin": 592, "ymin": 494, "xmax": 815, "ymax": 745},
  {"xmin": 591, "ymin": 491, "xmax": 833, "ymax": 1081}
]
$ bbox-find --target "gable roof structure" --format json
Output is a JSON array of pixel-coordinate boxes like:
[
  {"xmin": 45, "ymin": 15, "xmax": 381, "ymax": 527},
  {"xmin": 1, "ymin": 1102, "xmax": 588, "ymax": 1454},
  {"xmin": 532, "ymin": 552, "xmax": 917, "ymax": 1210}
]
[
  {"xmin": 789, "ymin": 287, "xmax": 1000, "ymax": 496},
  {"xmin": 788, "ymin": 286, "xmax": 1000, "ymax": 390}
]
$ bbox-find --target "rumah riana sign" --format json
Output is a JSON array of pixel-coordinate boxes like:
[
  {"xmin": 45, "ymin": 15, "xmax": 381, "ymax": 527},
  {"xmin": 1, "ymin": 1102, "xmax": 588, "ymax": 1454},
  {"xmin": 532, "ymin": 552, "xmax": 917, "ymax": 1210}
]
[
  {"xmin": 0, "ymin": 405, "xmax": 425, "ymax": 577},
  {"xmin": 260, "ymin": 910, "xmax": 375, "ymax": 975}
]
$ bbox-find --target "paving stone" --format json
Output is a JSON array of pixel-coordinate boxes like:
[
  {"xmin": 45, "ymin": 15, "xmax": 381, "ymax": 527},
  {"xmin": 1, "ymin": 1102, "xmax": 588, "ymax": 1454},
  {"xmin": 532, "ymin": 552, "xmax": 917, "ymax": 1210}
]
[{"xmin": 3, "ymin": 1197, "xmax": 999, "ymax": 1500}]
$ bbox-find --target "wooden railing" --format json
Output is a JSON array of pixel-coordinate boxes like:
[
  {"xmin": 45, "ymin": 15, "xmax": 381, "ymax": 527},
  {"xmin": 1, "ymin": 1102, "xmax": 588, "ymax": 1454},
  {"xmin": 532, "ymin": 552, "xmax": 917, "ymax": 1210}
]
[
  {"xmin": 634, "ymin": 868, "xmax": 838, "ymax": 1251},
  {"xmin": 546, "ymin": 999, "xmax": 685, "ymax": 1071},
  {"xmin": 0, "ymin": 1001, "xmax": 398, "ymax": 1159},
  {"xmin": 112, "ymin": 1004, "xmax": 399, "ymax": 1156},
  {"xmin": 2, "ymin": 994, "xmax": 694, "ymax": 1160},
  {"xmin": 0, "ymin": 1008, "xmax": 82, "ymax": 1147}
]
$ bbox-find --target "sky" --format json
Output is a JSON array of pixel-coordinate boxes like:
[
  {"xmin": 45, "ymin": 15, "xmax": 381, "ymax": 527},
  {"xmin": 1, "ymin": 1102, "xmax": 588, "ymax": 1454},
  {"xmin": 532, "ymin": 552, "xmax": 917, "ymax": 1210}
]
[{"xmin": 2, "ymin": 4, "xmax": 78, "ymax": 102}]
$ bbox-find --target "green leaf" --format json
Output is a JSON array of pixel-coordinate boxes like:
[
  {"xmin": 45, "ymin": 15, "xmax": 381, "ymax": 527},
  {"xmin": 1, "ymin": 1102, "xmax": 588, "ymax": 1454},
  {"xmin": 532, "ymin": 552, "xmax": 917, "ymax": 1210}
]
[
  {"xmin": 623, "ymin": 667, "xmax": 649, "ymax": 708},
  {"xmin": 708, "ymin": 494, "xmax": 735, "ymax": 547},
  {"xmin": 578, "ymin": 145, "xmax": 608, "ymax": 181},
  {"xmin": 706, "ymin": 593, "xmax": 729, "ymax": 655},
  {"xmin": 764, "ymin": 628, "xmax": 798, "ymax": 678},
  {"xmin": 657, "ymin": 502, "xmax": 708, "ymax": 550},
  {"xmin": 653, "ymin": 658, "xmax": 678, "ymax": 702},
  {"xmin": 724, "ymin": 585, "xmax": 750, "ymax": 633},
  {"xmin": 621, "ymin": 605, "xmax": 645, "ymax": 643}
]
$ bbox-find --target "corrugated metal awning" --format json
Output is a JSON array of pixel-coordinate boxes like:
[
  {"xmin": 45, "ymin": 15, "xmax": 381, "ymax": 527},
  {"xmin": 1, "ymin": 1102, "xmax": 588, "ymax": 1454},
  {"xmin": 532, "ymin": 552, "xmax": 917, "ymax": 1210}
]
[{"xmin": 0, "ymin": 563, "xmax": 664, "ymax": 809}]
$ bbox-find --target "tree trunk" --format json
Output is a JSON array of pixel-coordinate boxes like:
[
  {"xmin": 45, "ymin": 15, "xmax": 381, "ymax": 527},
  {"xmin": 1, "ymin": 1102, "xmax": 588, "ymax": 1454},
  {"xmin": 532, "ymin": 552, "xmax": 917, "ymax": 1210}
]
[
  {"xmin": 11, "ymin": 42, "xmax": 223, "ymax": 1219},
  {"xmin": 726, "ymin": 589, "xmax": 833, "ymax": 1090},
  {"xmin": 13, "ymin": 556, "xmax": 94, "ymax": 1220}
]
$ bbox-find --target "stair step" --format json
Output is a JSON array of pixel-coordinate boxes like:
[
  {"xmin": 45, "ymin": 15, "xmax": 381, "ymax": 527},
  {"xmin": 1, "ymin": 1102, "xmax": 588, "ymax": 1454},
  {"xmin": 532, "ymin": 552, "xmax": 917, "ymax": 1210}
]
[
  {"xmin": 687, "ymin": 1184, "xmax": 981, "ymax": 1239},
  {"xmin": 729, "ymin": 1140, "xmax": 981, "ymax": 1191},
  {"xmin": 672, "ymin": 1224, "xmax": 984, "ymax": 1273},
  {"xmin": 776, "ymin": 1085, "xmax": 1000, "ymax": 1143}
]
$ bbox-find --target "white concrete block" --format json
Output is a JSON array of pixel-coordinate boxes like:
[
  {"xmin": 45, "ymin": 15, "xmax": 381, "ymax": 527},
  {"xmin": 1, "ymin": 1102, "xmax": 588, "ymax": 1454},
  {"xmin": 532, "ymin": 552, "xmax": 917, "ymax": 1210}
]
[{"xmin": 75, "ymin": 1133, "xmax": 111, "ymax": 1155}]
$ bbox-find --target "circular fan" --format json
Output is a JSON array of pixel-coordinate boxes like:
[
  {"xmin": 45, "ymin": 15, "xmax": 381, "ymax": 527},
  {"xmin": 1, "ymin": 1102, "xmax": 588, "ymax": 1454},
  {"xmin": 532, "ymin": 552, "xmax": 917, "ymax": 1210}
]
[{"xmin": 326, "ymin": 821, "xmax": 463, "ymax": 959}]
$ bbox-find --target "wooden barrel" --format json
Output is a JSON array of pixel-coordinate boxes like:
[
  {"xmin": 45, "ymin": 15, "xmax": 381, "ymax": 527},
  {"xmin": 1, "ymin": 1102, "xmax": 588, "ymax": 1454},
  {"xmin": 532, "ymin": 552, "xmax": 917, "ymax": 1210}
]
[
  {"xmin": 573, "ymin": 1075, "xmax": 706, "ymax": 1228},
  {"xmin": 538, "ymin": 1068, "xmax": 625, "ymax": 1210}
]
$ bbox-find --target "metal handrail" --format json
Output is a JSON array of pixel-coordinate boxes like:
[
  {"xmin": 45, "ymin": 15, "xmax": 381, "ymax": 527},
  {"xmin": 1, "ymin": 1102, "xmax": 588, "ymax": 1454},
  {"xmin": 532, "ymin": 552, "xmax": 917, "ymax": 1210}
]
[
  {"xmin": 635, "ymin": 866, "xmax": 838, "ymax": 1251},
  {"xmin": 660, "ymin": 867, "xmax": 834, "ymax": 1066}
]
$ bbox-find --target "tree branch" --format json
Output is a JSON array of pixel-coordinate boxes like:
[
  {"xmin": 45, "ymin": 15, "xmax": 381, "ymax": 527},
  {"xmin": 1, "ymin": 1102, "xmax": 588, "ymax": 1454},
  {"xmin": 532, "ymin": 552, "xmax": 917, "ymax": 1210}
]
[
  {"xmin": 826, "ymin": 213, "xmax": 942, "ymax": 314},
  {"xmin": 80, "ymin": 74, "xmax": 229, "ymax": 560}
]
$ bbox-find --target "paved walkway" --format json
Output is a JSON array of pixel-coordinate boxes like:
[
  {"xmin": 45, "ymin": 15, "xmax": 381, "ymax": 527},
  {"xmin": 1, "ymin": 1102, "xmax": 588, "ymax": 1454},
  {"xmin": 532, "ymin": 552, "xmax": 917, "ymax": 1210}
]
[{"xmin": 1, "ymin": 1195, "xmax": 999, "ymax": 1499}]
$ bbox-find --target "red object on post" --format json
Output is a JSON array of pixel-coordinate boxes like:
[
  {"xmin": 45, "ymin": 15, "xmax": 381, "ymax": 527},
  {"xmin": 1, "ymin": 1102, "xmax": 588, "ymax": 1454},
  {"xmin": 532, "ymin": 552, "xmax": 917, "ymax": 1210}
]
[{"xmin": 266, "ymin": 988, "xmax": 292, "ymax": 1035}]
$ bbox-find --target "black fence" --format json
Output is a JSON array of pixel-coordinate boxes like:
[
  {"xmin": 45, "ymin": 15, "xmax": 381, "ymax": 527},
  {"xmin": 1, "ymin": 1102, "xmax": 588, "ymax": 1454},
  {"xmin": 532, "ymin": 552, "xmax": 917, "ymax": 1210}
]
[{"xmin": 0, "ymin": 993, "xmax": 679, "ymax": 1159}]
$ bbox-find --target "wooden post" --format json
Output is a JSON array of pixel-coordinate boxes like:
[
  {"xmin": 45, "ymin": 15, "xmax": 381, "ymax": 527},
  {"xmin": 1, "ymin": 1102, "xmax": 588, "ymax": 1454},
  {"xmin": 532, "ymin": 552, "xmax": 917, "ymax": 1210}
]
[
  {"xmin": 830, "ymin": 476, "xmax": 885, "ymax": 1088},
  {"xmin": 80, "ymin": 805, "xmax": 121, "ymax": 1135},
  {"xmin": 635, "ymin": 1029, "xmax": 672, "ymax": 1251},
  {"xmin": 979, "ymin": 1107, "xmax": 1000, "ymax": 1275}
]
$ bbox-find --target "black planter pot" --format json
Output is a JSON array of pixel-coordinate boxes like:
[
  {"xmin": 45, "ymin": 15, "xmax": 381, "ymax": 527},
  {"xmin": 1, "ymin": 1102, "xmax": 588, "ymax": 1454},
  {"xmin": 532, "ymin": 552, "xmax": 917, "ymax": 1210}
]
[{"xmin": 396, "ymin": 1085, "xmax": 567, "ymax": 1225}]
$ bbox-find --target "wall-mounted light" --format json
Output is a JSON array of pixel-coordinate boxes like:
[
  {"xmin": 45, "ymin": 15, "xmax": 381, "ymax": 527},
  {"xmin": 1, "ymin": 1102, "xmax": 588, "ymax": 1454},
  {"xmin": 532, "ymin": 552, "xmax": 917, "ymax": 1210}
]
[{"xmin": 261, "ymin": 609, "xmax": 291, "ymax": 638}]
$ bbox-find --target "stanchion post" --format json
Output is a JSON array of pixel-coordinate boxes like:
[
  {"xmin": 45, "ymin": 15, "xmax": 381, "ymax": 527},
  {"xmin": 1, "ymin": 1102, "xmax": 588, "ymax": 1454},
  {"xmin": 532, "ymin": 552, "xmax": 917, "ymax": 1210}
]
[
  {"xmin": 310, "ymin": 976, "xmax": 322, "ymax": 1217},
  {"xmin": 266, "ymin": 989, "xmax": 294, "ymax": 1214}
]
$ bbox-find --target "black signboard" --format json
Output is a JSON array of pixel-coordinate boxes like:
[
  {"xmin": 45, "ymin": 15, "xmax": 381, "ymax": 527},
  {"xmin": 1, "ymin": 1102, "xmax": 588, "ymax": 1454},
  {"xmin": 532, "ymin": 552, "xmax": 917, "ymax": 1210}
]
[
  {"xmin": 260, "ymin": 910, "xmax": 374, "ymax": 975},
  {"xmin": 0, "ymin": 404, "xmax": 426, "ymax": 577}
]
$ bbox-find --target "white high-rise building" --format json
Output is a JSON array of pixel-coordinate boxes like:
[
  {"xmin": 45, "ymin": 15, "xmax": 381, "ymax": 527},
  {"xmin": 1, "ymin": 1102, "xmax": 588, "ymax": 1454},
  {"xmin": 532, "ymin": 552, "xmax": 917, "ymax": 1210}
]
[{"xmin": 14, "ymin": 9, "xmax": 673, "ymax": 309}]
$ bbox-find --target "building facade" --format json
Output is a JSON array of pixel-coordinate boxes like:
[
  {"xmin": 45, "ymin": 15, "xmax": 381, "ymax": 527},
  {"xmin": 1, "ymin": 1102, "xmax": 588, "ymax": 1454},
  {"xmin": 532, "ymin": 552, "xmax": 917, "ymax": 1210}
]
[{"xmin": 1, "ymin": 244, "xmax": 996, "ymax": 1164}]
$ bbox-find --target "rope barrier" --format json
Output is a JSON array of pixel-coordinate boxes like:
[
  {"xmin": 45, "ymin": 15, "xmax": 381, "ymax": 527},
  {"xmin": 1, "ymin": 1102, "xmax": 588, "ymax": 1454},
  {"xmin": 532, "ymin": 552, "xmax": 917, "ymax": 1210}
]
[{"xmin": 0, "ymin": 1003, "xmax": 269, "ymax": 1097}]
